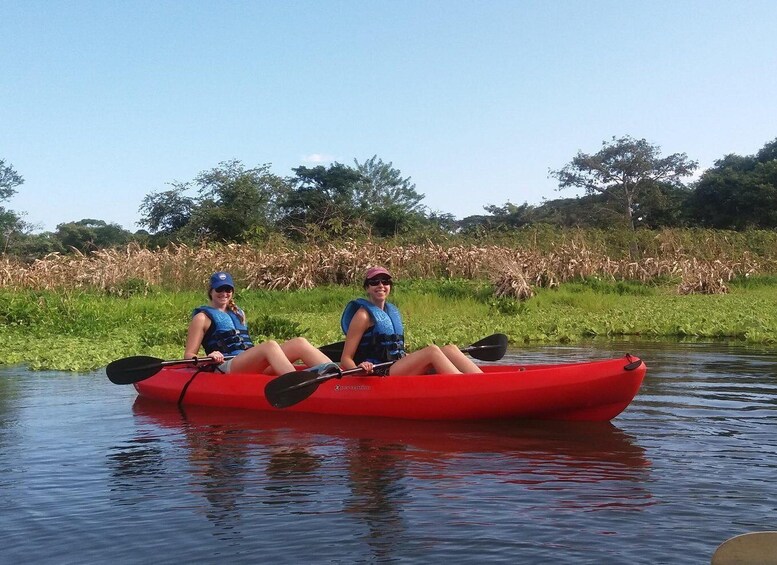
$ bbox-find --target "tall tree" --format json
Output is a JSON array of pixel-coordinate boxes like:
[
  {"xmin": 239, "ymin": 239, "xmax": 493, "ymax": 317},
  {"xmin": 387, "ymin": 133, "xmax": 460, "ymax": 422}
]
[
  {"xmin": 0, "ymin": 208, "xmax": 27, "ymax": 253},
  {"xmin": 138, "ymin": 183, "xmax": 195, "ymax": 236},
  {"xmin": 54, "ymin": 219, "xmax": 133, "ymax": 253},
  {"xmin": 550, "ymin": 136, "xmax": 697, "ymax": 229},
  {"xmin": 425, "ymin": 211, "xmax": 458, "ymax": 234},
  {"xmin": 0, "ymin": 159, "xmax": 24, "ymax": 201},
  {"xmin": 139, "ymin": 160, "xmax": 287, "ymax": 242},
  {"xmin": 189, "ymin": 160, "xmax": 287, "ymax": 242},
  {"xmin": 353, "ymin": 155, "xmax": 428, "ymax": 236},
  {"xmin": 459, "ymin": 202, "xmax": 537, "ymax": 234},
  {"xmin": 279, "ymin": 163, "xmax": 366, "ymax": 237},
  {"xmin": 0, "ymin": 159, "xmax": 26, "ymax": 252},
  {"xmin": 686, "ymin": 138, "xmax": 777, "ymax": 229}
]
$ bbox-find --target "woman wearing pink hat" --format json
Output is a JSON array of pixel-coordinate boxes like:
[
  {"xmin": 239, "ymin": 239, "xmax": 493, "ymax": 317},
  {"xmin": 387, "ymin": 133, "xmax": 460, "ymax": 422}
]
[
  {"xmin": 184, "ymin": 271, "xmax": 336, "ymax": 375},
  {"xmin": 340, "ymin": 267, "xmax": 483, "ymax": 375}
]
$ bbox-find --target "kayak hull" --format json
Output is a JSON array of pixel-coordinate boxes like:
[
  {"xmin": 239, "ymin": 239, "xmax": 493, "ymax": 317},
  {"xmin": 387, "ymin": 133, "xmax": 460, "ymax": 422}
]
[{"xmin": 133, "ymin": 354, "xmax": 646, "ymax": 422}]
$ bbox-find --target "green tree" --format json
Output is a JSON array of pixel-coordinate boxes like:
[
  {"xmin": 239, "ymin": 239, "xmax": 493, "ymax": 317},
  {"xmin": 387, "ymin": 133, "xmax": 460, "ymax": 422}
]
[
  {"xmin": 0, "ymin": 208, "xmax": 28, "ymax": 253},
  {"xmin": 550, "ymin": 136, "xmax": 697, "ymax": 229},
  {"xmin": 138, "ymin": 184, "xmax": 195, "ymax": 236},
  {"xmin": 686, "ymin": 139, "xmax": 777, "ymax": 229},
  {"xmin": 459, "ymin": 202, "xmax": 537, "ymax": 234},
  {"xmin": 425, "ymin": 211, "xmax": 458, "ymax": 234},
  {"xmin": 0, "ymin": 159, "xmax": 23, "ymax": 201},
  {"xmin": 631, "ymin": 183, "xmax": 691, "ymax": 228},
  {"xmin": 757, "ymin": 138, "xmax": 777, "ymax": 162},
  {"xmin": 189, "ymin": 160, "xmax": 287, "ymax": 242},
  {"xmin": 534, "ymin": 195, "xmax": 620, "ymax": 228},
  {"xmin": 139, "ymin": 160, "xmax": 287, "ymax": 243},
  {"xmin": 0, "ymin": 159, "xmax": 26, "ymax": 253},
  {"xmin": 8, "ymin": 231, "xmax": 62, "ymax": 260},
  {"xmin": 54, "ymin": 219, "xmax": 133, "ymax": 253},
  {"xmin": 353, "ymin": 156, "xmax": 428, "ymax": 236},
  {"xmin": 279, "ymin": 163, "xmax": 366, "ymax": 238}
]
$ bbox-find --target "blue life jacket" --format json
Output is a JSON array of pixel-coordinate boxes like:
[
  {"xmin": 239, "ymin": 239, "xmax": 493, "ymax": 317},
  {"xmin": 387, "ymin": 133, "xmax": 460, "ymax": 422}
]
[
  {"xmin": 193, "ymin": 305, "xmax": 254, "ymax": 356},
  {"xmin": 340, "ymin": 298, "xmax": 405, "ymax": 363}
]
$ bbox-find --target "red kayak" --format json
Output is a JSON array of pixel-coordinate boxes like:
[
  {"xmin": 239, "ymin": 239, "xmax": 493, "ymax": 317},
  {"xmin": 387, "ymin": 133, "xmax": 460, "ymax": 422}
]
[{"xmin": 133, "ymin": 354, "xmax": 646, "ymax": 422}]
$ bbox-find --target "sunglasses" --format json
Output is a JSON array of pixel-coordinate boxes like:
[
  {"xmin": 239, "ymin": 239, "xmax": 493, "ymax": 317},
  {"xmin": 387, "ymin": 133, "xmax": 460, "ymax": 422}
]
[
  {"xmin": 214, "ymin": 286, "xmax": 234, "ymax": 293},
  {"xmin": 366, "ymin": 278, "xmax": 392, "ymax": 287}
]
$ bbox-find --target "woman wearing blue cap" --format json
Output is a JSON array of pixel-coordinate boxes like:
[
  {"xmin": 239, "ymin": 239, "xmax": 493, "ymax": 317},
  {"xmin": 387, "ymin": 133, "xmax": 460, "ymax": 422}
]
[{"xmin": 184, "ymin": 271, "xmax": 335, "ymax": 375}]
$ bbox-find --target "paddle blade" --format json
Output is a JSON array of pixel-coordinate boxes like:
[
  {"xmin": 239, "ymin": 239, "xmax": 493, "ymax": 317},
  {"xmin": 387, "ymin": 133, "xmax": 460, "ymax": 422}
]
[
  {"xmin": 464, "ymin": 333, "xmax": 508, "ymax": 362},
  {"xmin": 318, "ymin": 341, "xmax": 345, "ymax": 362},
  {"xmin": 264, "ymin": 370, "xmax": 322, "ymax": 409},
  {"xmin": 712, "ymin": 531, "xmax": 777, "ymax": 564},
  {"xmin": 106, "ymin": 355, "xmax": 164, "ymax": 385}
]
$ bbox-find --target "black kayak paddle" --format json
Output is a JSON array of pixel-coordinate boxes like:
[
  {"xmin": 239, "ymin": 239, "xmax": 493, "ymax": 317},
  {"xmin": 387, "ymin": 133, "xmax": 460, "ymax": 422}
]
[{"xmin": 106, "ymin": 355, "xmax": 235, "ymax": 385}]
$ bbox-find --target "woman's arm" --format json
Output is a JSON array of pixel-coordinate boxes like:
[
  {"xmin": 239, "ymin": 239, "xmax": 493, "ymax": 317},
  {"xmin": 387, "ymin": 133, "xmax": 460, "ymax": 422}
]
[
  {"xmin": 184, "ymin": 312, "xmax": 212, "ymax": 359},
  {"xmin": 340, "ymin": 308, "xmax": 372, "ymax": 370}
]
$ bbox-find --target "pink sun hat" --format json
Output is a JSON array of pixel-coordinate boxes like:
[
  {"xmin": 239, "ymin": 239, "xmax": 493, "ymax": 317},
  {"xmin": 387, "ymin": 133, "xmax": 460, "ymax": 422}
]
[{"xmin": 364, "ymin": 266, "xmax": 392, "ymax": 280}]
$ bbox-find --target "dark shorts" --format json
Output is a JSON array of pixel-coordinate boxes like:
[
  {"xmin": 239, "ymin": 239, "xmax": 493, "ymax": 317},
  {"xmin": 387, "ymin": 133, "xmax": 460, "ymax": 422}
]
[{"xmin": 373, "ymin": 364, "xmax": 391, "ymax": 376}]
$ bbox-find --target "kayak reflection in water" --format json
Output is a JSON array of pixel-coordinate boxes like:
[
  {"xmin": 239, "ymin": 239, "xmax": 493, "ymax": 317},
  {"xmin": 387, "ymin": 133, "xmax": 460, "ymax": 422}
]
[
  {"xmin": 345, "ymin": 438, "xmax": 408, "ymax": 559},
  {"xmin": 340, "ymin": 266, "xmax": 483, "ymax": 376},
  {"xmin": 184, "ymin": 271, "xmax": 336, "ymax": 375}
]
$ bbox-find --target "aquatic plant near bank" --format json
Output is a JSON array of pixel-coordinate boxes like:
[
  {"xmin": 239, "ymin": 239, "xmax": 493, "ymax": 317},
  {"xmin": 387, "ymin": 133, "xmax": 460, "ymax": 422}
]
[{"xmin": 2, "ymin": 278, "xmax": 777, "ymax": 371}]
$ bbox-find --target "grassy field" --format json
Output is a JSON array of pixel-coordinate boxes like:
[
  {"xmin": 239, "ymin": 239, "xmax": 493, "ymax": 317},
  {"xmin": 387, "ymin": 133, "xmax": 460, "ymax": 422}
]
[{"xmin": 2, "ymin": 277, "xmax": 777, "ymax": 372}]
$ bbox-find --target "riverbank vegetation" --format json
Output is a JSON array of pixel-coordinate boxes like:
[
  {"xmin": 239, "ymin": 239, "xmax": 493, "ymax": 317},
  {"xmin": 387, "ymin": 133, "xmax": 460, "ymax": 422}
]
[
  {"xmin": 2, "ymin": 228, "xmax": 776, "ymax": 293},
  {"xmin": 2, "ymin": 275, "xmax": 777, "ymax": 372},
  {"xmin": 2, "ymin": 136, "xmax": 777, "ymax": 371}
]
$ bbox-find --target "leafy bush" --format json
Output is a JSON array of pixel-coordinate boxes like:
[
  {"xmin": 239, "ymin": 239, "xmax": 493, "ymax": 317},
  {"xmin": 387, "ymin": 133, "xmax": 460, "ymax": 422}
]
[
  {"xmin": 249, "ymin": 315, "xmax": 308, "ymax": 340},
  {"xmin": 488, "ymin": 297, "xmax": 527, "ymax": 316}
]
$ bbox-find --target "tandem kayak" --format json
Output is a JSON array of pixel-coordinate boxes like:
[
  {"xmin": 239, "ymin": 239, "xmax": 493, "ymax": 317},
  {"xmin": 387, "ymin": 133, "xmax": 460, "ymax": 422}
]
[{"xmin": 132, "ymin": 354, "xmax": 646, "ymax": 422}]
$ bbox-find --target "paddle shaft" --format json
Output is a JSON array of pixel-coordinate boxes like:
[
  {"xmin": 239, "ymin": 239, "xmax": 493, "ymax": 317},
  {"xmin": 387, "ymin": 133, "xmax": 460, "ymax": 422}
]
[
  {"xmin": 279, "ymin": 361, "xmax": 396, "ymax": 394},
  {"xmin": 161, "ymin": 355, "xmax": 235, "ymax": 368}
]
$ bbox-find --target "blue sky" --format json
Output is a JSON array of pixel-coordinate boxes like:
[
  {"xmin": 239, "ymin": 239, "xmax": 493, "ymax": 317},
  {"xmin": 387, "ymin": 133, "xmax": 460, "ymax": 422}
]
[{"xmin": 3, "ymin": 0, "xmax": 776, "ymax": 232}]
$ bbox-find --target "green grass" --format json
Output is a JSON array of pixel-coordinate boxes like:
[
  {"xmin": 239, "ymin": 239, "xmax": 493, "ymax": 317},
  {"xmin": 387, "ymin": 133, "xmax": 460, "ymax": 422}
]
[{"xmin": 3, "ymin": 278, "xmax": 777, "ymax": 371}]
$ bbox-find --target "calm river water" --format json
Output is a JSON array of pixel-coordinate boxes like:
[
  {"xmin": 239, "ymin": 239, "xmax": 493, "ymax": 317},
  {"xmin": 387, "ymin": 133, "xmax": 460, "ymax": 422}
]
[{"xmin": 1, "ymin": 341, "xmax": 776, "ymax": 564}]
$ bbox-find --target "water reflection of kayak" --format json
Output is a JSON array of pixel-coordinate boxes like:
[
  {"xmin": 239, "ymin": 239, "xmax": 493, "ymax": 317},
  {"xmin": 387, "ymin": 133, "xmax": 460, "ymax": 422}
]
[
  {"xmin": 131, "ymin": 396, "xmax": 651, "ymax": 474},
  {"xmin": 133, "ymin": 355, "xmax": 646, "ymax": 422}
]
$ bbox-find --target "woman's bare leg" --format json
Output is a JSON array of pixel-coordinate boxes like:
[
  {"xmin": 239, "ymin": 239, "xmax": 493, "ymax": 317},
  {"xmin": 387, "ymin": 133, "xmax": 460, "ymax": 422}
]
[
  {"xmin": 441, "ymin": 344, "xmax": 483, "ymax": 373},
  {"xmin": 229, "ymin": 340, "xmax": 296, "ymax": 375},
  {"xmin": 389, "ymin": 345, "xmax": 460, "ymax": 376},
  {"xmin": 280, "ymin": 337, "xmax": 333, "ymax": 367}
]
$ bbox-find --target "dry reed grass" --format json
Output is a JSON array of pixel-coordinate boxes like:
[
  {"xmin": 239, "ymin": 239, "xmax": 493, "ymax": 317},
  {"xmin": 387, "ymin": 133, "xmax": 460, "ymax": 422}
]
[
  {"xmin": 0, "ymin": 239, "xmax": 765, "ymax": 295},
  {"xmin": 492, "ymin": 261, "xmax": 534, "ymax": 300}
]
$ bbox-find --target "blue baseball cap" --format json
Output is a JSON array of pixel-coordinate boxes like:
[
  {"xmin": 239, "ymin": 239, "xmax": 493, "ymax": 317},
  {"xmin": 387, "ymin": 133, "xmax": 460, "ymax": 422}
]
[{"xmin": 209, "ymin": 271, "xmax": 235, "ymax": 289}]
